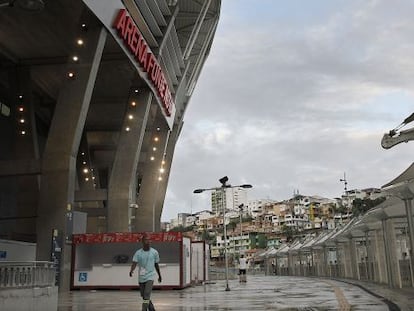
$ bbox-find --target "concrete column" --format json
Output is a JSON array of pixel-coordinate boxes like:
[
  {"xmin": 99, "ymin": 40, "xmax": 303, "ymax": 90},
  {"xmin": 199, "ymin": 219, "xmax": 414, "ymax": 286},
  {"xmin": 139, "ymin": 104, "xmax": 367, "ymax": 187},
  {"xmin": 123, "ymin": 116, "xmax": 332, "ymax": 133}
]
[
  {"xmin": 36, "ymin": 15, "xmax": 107, "ymax": 292},
  {"xmin": 150, "ymin": 125, "xmax": 179, "ymax": 231},
  {"xmin": 365, "ymin": 231, "xmax": 371, "ymax": 280},
  {"xmin": 135, "ymin": 123, "xmax": 170, "ymax": 231},
  {"xmin": 310, "ymin": 248, "xmax": 315, "ymax": 276},
  {"xmin": 287, "ymin": 252, "xmax": 292, "ymax": 275},
  {"xmin": 349, "ymin": 238, "xmax": 359, "ymax": 279},
  {"xmin": 335, "ymin": 242, "xmax": 344, "ymax": 277},
  {"xmin": 382, "ymin": 219, "xmax": 401, "ymax": 288},
  {"xmin": 106, "ymin": 90, "xmax": 152, "ymax": 232},
  {"xmin": 389, "ymin": 219, "xmax": 403, "ymax": 288},
  {"xmin": 403, "ymin": 199, "xmax": 414, "ymax": 286},
  {"xmin": 375, "ymin": 227, "xmax": 387, "ymax": 284},
  {"xmin": 384, "ymin": 219, "xmax": 395, "ymax": 287},
  {"xmin": 342, "ymin": 242, "xmax": 352, "ymax": 278},
  {"xmin": 321, "ymin": 246, "xmax": 327, "ymax": 276}
]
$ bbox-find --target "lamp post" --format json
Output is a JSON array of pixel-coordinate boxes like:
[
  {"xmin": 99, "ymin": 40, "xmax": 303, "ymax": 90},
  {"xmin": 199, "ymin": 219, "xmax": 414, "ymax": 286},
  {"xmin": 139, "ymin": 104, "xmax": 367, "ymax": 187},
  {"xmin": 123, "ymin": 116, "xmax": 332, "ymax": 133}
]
[
  {"xmin": 193, "ymin": 177, "xmax": 252, "ymax": 292},
  {"xmin": 238, "ymin": 204, "xmax": 244, "ymax": 255}
]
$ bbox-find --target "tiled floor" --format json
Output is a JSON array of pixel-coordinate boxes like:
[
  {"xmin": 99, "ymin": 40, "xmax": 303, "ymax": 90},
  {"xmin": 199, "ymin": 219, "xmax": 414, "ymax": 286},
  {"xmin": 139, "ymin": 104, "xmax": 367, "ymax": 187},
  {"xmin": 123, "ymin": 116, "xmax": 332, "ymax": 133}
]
[{"xmin": 58, "ymin": 275, "xmax": 393, "ymax": 310}]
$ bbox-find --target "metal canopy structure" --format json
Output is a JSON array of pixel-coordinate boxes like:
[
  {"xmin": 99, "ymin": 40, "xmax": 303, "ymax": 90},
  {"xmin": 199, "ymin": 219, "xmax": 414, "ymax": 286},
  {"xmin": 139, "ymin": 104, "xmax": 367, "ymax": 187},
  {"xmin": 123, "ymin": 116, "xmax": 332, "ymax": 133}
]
[{"xmin": 263, "ymin": 163, "xmax": 414, "ymax": 289}]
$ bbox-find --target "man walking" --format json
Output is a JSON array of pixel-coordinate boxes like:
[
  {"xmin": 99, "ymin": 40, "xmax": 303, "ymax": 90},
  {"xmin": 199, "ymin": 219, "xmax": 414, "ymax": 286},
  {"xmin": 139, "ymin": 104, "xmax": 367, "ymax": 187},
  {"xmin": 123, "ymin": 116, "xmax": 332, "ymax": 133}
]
[
  {"xmin": 130, "ymin": 234, "xmax": 162, "ymax": 311},
  {"xmin": 239, "ymin": 254, "xmax": 247, "ymax": 283}
]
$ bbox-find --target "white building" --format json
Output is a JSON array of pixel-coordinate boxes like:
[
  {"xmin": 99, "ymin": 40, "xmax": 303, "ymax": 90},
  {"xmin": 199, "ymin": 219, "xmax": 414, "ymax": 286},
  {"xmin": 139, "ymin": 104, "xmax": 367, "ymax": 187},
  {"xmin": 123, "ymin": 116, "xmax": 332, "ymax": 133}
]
[
  {"xmin": 211, "ymin": 187, "xmax": 249, "ymax": 215},
  {"xmin": 248, "ymin": 199, "xmax": 276, "ymax": 218}
]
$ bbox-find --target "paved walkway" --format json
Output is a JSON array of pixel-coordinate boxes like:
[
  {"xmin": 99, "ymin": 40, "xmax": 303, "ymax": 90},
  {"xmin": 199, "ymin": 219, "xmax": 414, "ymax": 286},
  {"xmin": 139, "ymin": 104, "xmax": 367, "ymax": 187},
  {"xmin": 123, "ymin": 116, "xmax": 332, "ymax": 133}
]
[
  {"xmin": 336, "ymin": 278, "xmax": 414, "ymax": 311},
  {"xmin": 57, "ymin": 275, "xmax": 414, "ymax": 310}
]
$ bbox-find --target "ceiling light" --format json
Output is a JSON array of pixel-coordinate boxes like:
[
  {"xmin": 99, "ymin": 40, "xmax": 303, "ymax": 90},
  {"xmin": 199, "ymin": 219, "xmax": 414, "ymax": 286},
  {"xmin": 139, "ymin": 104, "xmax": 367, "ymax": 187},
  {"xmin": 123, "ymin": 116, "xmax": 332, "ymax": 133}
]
[
  {"xmin": 77, "ymin": 39, "xmax": 84, "ymax": 46},
  {"xmin": 154, "ymin": 137, "xmax": 159, "ymax": 142},
  {"xmin": 18, "ymin": 107, "xmax": 24, "ymax": 112},
  {"xmin": 21, "ymin": 130, "xmax": 26, "ymax": 135},
  {"xmin": 128, "ymin": 114, "xmax": 133, "ymax": 120},
  {"xmin": 68, "ymin": 72, "xmax": 75, "ymax": 79},
  {"xmin": 19, "ymin": 119, "xmax": 25, "ymax": 123},
  {"xmin": 150, "ymin": 156, "xmax": 155, "ymax": 161},
  {"xmin": 72, "ymin": 56, "xmax": 79, "ymax": 62},
  {"xmin": 125, "ymin": 127, "xmax": 130, "ymax": 132},
  {"xmin": 131, "ymin": 101, "xmax": 136, "ymax": 107}
]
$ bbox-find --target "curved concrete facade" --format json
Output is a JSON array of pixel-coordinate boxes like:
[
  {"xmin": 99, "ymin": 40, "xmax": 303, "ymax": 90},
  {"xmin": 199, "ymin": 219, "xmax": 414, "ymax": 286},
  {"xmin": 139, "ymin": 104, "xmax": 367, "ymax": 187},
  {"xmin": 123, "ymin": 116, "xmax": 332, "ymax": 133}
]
[{"xmin": 0, "ymin": 0, "xmax": 221, "ymax": 289}]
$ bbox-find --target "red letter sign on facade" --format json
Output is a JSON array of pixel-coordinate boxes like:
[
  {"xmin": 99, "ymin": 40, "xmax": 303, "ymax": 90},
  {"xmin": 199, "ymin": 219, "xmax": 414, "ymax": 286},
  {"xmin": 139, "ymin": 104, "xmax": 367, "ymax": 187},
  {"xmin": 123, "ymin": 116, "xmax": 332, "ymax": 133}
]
[{"xmin": 112, "ymin": 9, "xmax": 174, "ymax": 117}]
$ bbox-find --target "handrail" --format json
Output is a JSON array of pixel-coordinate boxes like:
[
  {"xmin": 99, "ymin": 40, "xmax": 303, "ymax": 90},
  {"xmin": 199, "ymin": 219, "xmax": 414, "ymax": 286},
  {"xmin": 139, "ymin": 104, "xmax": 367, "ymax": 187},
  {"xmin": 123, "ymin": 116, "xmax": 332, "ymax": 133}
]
[{"xmin": 0, "ymin": 261, "xmax": 56, "ymax": 289}]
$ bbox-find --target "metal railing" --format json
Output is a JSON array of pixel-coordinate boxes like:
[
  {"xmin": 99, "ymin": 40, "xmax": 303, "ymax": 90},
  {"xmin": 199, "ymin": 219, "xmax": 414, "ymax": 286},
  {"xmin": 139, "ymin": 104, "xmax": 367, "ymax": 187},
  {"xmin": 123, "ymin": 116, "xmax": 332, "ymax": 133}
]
[
  {"xmin": 0, "ymin": 261, "xmax": 55, "ymax": 289},
  {"xmin": 209, "ymin": 266, "xmax": 266, "ymax": 280}
]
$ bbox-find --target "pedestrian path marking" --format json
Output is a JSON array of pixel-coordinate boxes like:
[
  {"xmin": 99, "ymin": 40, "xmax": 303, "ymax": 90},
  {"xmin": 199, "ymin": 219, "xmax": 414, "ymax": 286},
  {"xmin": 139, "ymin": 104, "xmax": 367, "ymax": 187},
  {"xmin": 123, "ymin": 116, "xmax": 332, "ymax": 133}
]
[{"xmin": 323, "ymin": 280, "xmax": 351, "ymax": 311}]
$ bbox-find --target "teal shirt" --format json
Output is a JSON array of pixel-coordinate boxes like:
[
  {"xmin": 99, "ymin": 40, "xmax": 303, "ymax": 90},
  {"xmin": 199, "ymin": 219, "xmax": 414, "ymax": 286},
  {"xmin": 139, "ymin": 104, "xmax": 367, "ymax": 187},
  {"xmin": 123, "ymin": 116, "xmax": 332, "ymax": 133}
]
[{"xmin": 132, "ymin": 247, "xmax": 160, "ymax": 283}]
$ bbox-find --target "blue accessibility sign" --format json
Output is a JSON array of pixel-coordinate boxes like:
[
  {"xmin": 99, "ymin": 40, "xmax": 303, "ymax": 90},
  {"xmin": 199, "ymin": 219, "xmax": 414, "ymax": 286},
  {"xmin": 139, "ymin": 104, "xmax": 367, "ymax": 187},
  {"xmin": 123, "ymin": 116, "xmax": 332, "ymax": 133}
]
[{"xmin": 78, "ymin": 272, "xmax": 88, "ymax": 282}]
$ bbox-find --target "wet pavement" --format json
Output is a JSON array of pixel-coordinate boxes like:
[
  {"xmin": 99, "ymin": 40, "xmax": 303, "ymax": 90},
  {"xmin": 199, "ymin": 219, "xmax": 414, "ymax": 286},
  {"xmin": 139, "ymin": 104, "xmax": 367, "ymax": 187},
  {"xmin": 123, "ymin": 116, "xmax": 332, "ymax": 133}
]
[{"xmin": 56, "ymin": 275, "xmax": 405, "ymax": 310}]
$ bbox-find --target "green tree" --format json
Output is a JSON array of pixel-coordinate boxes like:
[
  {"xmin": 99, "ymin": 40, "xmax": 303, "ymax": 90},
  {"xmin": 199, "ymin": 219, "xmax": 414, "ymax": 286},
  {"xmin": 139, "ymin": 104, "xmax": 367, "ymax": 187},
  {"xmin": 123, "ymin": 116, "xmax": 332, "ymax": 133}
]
[
  {"xmin": 249, "ymin": 234, "xmax": 257, "ymax": 249},
  {"xmin": 257, "ymin": 233, "xmax": 267, "ymax": 248},
  {"xmin": 227, "ymin": 220, "xmax": 237, "ymax": 230},
  {"xmin": 169, "ymin": 225, "xmax": 194, "ymax": 232},
  {"xmin": 352, "ymin": 197, "xmax": 386, "ymax": 216},
  {"xmin": 335, "ymin": 203, "xmax": 347, "ymax": 214},
  {"xmin": 281, "ymin": 225, "xmax": 297, "ymax": 242}
]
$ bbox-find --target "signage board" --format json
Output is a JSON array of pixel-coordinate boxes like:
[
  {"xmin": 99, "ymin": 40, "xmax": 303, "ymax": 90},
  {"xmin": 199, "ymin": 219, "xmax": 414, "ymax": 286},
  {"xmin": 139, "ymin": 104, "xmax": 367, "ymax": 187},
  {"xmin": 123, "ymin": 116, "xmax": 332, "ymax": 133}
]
[
  {"xmin": 73, "ymin": 231, "xmax": 183, "ymax": 244},
  {"xmin": 79, "ymin": 272, "xmax": 88, "ymax": 282},
  {"xmin": 51, "ymin": 229, "xmax": 63, "ymax": 286},
  {"xmin": 82, "ymin": 0, "xmax": 176, "ymax": 129}
]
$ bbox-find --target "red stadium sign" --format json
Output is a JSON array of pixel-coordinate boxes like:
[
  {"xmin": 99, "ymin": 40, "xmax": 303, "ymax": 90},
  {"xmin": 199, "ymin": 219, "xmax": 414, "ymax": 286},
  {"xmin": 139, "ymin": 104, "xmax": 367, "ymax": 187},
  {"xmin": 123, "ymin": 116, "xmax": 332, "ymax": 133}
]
[
  {"xmin": 72, "ymin": 232, "xmax": 183, "ymax": 244},
  {"xmin": 112, "ymin": 9, "xmax": 174, "ymax": 117}
]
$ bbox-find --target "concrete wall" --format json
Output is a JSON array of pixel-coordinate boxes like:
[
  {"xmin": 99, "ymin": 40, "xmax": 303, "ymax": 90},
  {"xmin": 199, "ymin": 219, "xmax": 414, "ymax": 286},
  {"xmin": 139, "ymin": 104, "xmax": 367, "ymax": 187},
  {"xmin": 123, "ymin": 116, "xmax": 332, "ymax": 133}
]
[
  {"xmin": 0, "ymin": 239, "xmax": 36, "ymax": 261},
  {"xmin": 0, "ymin": 286, "xmax": 58, "ymax": 311}
]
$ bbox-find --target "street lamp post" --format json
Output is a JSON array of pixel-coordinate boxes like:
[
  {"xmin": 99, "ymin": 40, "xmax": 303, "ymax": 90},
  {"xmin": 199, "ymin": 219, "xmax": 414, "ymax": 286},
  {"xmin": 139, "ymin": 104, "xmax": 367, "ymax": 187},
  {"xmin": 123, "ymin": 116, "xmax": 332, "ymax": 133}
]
[
  {"xmin": 221, "ymin": 186, "xmax": 230, "ymax": 290},
  {"xmin": 238, "ymin": 204, "xmax": 244, "ymax": 255},
  {"xmin": 193, "ymin": 176, "xmax": 252, "ymax": 292}
]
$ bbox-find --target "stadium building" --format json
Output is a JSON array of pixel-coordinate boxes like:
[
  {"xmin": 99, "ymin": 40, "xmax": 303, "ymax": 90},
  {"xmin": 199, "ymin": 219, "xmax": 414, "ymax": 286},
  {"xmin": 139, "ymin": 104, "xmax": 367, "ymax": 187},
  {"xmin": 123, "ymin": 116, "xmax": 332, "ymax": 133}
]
[{"xmin": 0, "ymin": 0, "xmax": 221, "ymax": 289}]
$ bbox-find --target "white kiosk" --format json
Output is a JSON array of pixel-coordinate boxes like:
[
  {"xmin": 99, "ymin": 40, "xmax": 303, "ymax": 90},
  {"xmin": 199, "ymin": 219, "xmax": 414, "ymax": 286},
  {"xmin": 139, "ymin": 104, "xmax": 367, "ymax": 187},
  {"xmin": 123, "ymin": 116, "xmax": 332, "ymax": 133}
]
[
  {"xmin": 191, "ymin": 241, "xmax": 210, "ymax": 284},
  {"xmin": 71, "ymin": 232, "xmax": 191, "ymax": 289}
]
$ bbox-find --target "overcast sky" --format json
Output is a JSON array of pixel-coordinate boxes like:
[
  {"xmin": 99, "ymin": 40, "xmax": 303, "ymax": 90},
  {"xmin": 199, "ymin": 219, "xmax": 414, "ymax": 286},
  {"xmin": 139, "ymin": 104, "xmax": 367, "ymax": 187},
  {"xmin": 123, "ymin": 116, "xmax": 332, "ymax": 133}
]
[{"xmin": 162, "ymin": 0, "xmax": 414, "ymax": 221}]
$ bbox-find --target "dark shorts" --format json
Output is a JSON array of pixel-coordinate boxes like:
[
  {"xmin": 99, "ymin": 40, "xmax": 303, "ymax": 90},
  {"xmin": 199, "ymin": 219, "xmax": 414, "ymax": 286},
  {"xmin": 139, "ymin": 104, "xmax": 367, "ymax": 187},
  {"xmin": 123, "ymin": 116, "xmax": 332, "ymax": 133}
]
[{"xmin": 239, "ymin": 269, "xmax": 246, "ymax": 275}]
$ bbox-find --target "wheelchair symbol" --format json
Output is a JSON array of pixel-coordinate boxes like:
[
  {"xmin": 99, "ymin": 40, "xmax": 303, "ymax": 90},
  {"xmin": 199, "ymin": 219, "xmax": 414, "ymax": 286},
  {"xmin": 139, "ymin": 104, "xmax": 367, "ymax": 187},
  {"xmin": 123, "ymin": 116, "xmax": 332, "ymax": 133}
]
[{"xmin": 79, "ymin": 272, "xmax": 88, "ymax": 282}]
